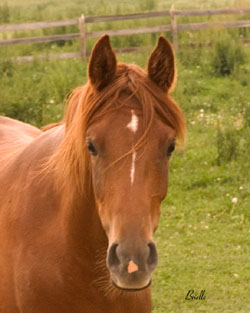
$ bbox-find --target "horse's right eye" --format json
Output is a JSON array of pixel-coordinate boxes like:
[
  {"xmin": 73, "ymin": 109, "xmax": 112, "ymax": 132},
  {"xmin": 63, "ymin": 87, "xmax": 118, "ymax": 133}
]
[{"xmin": 87, "ymin": 140, "xmax": 97, "ymax": 156}]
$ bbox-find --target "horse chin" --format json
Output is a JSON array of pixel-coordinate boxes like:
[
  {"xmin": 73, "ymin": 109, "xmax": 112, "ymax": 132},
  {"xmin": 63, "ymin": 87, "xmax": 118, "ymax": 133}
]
[{"xmin": 111, "ymin": 279, "xmax": 151, "ymax": 292}]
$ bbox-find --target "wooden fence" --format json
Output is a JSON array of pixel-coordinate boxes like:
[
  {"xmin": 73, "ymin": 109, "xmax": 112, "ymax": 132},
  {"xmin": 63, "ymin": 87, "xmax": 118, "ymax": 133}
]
[{"xmin": 0, "ymin": 7, "xmax": 250, "ymax": 62}]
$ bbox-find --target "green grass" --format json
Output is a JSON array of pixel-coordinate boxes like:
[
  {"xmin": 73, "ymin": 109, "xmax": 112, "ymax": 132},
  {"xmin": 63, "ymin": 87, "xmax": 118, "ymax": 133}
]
[
  {"xmin": 1, "ymin": 0, "xmax": 250, "ymax": 312},
  {"xmin": 153, "ymin": 123, "xmax": 250, "ymax": 313},
  {"xmin": 2, "ymin": 0, "xmax": 248, "ymax": 24},
  {"xmin": 1, "ymin": 0, "xmax": 250, "ymax": 59},
  {"xmin": 152, "ymin": 44, "xmax": 250, "ymax": 312}
]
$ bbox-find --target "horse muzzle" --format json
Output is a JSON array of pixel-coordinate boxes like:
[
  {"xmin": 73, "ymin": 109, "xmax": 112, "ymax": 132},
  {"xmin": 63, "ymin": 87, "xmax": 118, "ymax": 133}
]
[{"xmin": 106, "ymin": 240, "xmax": 158, "ymax": 291}]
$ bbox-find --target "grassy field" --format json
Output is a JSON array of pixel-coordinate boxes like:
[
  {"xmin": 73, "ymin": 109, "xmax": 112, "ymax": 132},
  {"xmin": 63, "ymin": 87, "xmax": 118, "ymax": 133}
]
[
  {"xmin": 1, "ymin": 0, "xmax": 248, "ymax": 23},
  {"xmin": 1, "ymin": 0, "xmax": 250, "ymax": 58},
  {"xmin": 1, "ymin": 0, "xmax": 250, "ymax": 312},
  {"xmin": 153, "ymin": 57, "xmax": 250, "ymax": 312}
]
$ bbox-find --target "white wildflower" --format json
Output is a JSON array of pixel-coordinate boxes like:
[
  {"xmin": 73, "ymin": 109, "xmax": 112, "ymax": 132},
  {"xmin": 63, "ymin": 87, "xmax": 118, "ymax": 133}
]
[{"xmin": 232, "ymin": 197, "xmax": 238, "ymax": 204}]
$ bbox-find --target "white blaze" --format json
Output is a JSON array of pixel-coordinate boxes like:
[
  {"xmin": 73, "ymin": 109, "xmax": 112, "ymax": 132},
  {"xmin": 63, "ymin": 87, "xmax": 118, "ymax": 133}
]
[
  {"xmin": 127, "ymin": 110, "xmax": 138, "ymax": 133},
  {"xmin": 127, "ymin": 110, "xmax": 138, "ymax": 185},
  {"xmin": 130, "ymin": 152, "xmax": 136, "ymax": 185}
]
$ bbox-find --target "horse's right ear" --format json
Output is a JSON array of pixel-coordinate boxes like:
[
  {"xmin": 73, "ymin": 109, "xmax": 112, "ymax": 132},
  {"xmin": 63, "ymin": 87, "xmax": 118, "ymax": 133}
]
[{"xmin": 88, "ymin": 35, "xmax": 117, "ymax": 91}]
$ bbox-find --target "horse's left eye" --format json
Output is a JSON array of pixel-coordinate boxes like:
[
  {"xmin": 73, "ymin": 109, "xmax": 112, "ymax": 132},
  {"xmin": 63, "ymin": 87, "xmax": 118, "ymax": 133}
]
[
  {"xmin": 167, "ymin": 141, "xmax": 175, "ymax": 156},
  {"xmin": 87, "ymin": 140, "xmax": 97, "ymax": 156}
]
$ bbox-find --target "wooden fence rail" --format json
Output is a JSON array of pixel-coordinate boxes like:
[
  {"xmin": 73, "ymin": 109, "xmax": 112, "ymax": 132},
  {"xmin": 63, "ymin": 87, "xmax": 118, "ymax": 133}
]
[
  {"xmin": 0, "ymin": 19, "xmax": 78, "ymax": 33},
  {"xmin": 0, "ymin": 7, "xmax": 250, "ymax": 62}
]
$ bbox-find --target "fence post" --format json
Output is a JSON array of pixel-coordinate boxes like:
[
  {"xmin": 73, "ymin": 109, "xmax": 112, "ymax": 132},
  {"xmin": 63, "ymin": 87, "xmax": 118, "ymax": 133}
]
[
  {"xmin": 78, "ymin": 14, "xmax": 86, "ymax": 62},
  {"xmin": 170, "ymin": 4, "xmax": 178, "ymax": 52}
]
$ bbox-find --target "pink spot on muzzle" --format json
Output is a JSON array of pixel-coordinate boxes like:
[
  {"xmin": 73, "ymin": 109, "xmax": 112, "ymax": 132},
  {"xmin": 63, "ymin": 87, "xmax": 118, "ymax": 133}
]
[{"xmin": 128, "ymin": 260, "xmax": 139, "ymax": 273}]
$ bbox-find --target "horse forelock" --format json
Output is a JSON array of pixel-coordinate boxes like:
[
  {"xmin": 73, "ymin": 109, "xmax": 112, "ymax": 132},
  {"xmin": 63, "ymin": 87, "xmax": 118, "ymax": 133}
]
[{"xmin": 46, "ymin": 62, "xmax": 186, "ymax": 195}]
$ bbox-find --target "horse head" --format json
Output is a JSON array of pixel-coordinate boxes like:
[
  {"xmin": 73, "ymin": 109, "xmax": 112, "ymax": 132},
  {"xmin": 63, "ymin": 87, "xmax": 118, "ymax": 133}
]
[{"xmin": 83, "ymin": 35, "xmax": 185, "ymax": 291}]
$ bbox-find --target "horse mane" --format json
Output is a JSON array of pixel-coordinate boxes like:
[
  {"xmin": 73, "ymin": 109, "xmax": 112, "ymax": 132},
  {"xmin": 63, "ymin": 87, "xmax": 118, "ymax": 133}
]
[{"xmin": 45, "ymin": 63, "xmax": 186, "ymax": 194}]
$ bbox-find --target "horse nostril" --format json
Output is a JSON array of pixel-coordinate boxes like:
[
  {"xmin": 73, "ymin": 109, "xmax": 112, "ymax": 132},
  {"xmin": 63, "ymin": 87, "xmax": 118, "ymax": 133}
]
[
  {"xmin": 147, "ymin": 242, "xmax": 158, "ymax": 267},
  {"xmin": 107, "ymin": 243, "xmax": 120, "ymax": 268}
]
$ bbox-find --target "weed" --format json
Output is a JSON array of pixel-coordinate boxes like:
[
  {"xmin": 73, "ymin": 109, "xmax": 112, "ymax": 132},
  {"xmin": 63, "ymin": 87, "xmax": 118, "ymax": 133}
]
[
  {"xmin": 211, "ymin": 35, "xmax": 246, "ymax": 76},
  {"xmin": 216, "ymin": 101, "xmax": 250, "ymax": 165},
  {"xmin": 216, "ymin": 126, "xmax": 239, "ymax": 164}
]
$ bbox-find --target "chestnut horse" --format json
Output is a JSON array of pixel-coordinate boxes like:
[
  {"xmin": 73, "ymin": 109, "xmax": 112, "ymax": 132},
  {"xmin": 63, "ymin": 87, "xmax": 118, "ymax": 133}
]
[{"xmin": 0, "ymin": 35, "xmax": 185, "ymax": 313}]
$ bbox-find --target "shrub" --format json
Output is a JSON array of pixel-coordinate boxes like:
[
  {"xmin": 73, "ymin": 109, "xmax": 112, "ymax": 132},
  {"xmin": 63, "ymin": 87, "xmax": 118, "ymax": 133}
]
[{"xmin": 211, "ymin": 35, "xmax": 246, "ymax": 76}]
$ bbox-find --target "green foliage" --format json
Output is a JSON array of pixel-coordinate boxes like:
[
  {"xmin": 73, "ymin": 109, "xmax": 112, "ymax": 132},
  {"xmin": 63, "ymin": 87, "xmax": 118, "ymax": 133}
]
[
  {"xmin": 216, "ymin": 126, "xmax": 240, "ymax": 164},
  {"xmin": 0, "ymin": 2, "xmax": 10, "ymax": 23},
  {"xmin": 243, "ymin": 103, "xmax": 250, "ymax": 128},
  {"xmin": 140, "ymin": 0, "xmax": 156, "ymax": 11},
  {"xmin": 0, "ymin": 58, "xmax": 87, "ymax": 126},
  {"xmin": 211, "ymin": 36, "xmax": 246, "ymax": 76},
  {"xmin": 0, "ymin": 58, "xmax": 15, "ymax": 77},
  {"xmin": 216, "ymin": 99, "xmax": 250, "ymax": 165},
  {"xmin": 178, "ymin": 43, "xmax": 204, "ymax": 67}
]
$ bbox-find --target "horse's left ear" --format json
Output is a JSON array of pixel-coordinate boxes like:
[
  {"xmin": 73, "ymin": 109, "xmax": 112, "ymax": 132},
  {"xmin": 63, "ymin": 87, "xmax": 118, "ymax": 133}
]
[
  {"xmin": 147, "ymin": 36, "xmax": 176, "ymax": 93},
  {"xmin": 88, "ymin": 35, "xmax": 117, "ymax": 91}
]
